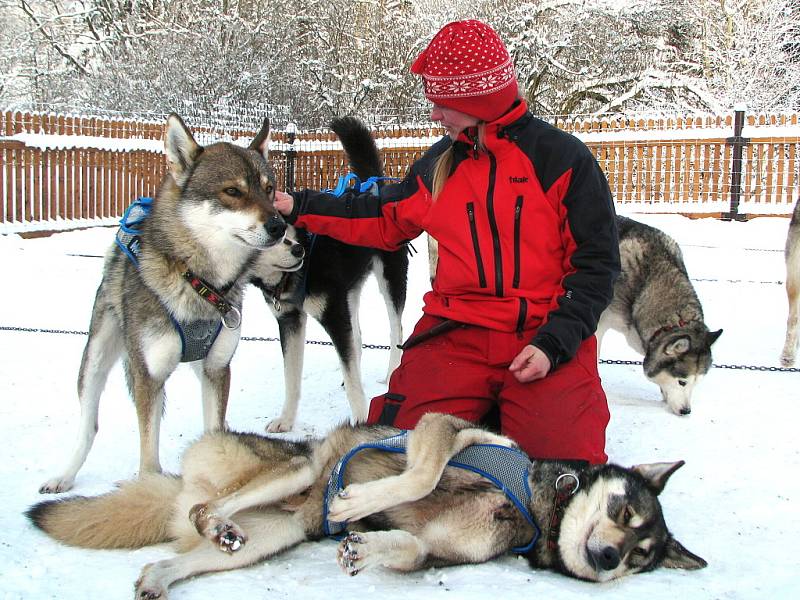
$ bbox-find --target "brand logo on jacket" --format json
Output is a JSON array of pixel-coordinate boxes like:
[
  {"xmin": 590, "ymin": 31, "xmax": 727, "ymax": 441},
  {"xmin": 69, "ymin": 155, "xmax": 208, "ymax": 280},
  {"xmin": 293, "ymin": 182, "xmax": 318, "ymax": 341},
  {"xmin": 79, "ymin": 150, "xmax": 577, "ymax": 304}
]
[{"xmin": 509, "ymin": 176, "xmax": 529, "ymax": 183}]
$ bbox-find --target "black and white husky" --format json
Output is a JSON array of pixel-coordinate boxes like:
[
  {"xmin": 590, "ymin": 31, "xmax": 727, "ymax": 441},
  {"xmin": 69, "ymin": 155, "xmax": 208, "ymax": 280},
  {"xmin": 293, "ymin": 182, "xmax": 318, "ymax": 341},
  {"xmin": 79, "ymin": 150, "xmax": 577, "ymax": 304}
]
[
  {"xmin": 597, "ymin": 216, "xmax": 722, "ymax": 415},
  {"xmin": 249, "ymin": 117, "xmax": 407, "ymax": 431}
]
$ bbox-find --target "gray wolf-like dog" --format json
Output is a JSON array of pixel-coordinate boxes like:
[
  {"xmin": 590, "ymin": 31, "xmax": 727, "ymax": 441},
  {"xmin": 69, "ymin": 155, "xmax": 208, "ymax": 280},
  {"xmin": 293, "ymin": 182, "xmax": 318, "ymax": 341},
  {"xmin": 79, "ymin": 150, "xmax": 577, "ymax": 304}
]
[
  {"xmin": 781, "ymin": 199, "xmax": 800, "ymax": 365},
  {"xmin": 249, "ymin": 116, "xmax": 407, "ymax": 432},
  {"xmin": 38, "ymin": 115, "xmax": 305, "ymax": 494},
  {"xmin": 597, "ymin": 216, "xmax": 722, "ymax": 415},
  {"xmin": 27, "ymin": 413, "xmax": 705, "ymax": 597}
]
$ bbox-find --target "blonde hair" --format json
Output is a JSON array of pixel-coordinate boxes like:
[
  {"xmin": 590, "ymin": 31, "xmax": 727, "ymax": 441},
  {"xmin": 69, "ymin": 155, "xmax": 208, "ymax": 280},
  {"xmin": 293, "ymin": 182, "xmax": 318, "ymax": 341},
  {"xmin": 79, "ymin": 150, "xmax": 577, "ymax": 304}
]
[{"xmin": 431, "ymin": 124, "xmax": 487, "ymax": 200}]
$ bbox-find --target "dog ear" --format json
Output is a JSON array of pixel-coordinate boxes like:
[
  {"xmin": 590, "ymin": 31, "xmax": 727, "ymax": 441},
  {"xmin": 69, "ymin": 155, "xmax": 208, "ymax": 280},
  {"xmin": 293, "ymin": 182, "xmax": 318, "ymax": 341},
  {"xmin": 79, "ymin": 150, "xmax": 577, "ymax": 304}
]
[
  {"xmin": 249, "ymin": 118, "xmax": 271, "ymax": 158},
  {"xmin": 165, "ymin": 114, "xmax": 202, "ymax": 185},
  {"xmin": 630, "ymin": 460, "xmax": 684, "ymax": 495},
  {"xmin": 660, "ymin": 536, "xmax": 708, "ymax": 570},
  {"xmin": 664, "ymin": 336, "xmax": 690, "ymax": 356},
  {"xmin": 706, "ymin": 329, "xmax": 723, "ymax": 347}
]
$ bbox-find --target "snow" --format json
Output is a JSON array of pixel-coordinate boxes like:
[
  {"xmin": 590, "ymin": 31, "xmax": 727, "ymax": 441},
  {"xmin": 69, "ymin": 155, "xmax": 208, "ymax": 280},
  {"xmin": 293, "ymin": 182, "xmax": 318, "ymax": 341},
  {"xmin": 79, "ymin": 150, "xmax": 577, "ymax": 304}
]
[{"xmin": 1, "ymin": 212, "xmax": 798, "ymax": 599}]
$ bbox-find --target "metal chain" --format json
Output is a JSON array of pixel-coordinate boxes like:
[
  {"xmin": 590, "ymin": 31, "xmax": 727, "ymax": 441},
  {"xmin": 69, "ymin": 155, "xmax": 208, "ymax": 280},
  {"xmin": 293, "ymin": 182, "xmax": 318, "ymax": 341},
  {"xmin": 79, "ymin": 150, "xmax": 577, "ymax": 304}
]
[
  {"xmin": 599, "ymin": 357, "xmax": 800, "ymax": 373},
  {"xmin": 0, "ymin": 326, "xmax": 392, "ymax": 351},
  {"xmin": 2, "ymin": 325, "xmax": 797, "ymax": 371}
]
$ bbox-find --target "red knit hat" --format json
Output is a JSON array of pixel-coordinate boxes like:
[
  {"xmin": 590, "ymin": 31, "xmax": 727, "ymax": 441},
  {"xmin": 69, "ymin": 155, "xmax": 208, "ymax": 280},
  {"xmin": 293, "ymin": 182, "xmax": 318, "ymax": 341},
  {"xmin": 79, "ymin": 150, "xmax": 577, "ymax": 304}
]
[{"xmin": 411, "ymin": 20, "xmax": 519, "ymax": 123}]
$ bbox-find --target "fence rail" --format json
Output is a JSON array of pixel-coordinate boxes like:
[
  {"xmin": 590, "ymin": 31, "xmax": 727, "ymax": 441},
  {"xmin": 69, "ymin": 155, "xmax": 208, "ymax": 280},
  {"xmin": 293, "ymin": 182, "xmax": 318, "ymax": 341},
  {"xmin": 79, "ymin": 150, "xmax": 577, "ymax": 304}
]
[{"xmin": 2, "ymin": 109, "xmax": 799, "ymax": 233}]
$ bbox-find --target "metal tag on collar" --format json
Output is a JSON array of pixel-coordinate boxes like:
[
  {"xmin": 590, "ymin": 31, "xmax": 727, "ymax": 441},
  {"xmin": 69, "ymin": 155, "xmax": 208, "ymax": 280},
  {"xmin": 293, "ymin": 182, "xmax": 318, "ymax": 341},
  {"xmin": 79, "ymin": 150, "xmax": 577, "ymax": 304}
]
[
  {"xmin": 555, "ymin": 473, "xmax": 580, "ymax": 495},
  {"xmin": 222, "ymin": 305, "xmax": 241, "ymax": 329}
]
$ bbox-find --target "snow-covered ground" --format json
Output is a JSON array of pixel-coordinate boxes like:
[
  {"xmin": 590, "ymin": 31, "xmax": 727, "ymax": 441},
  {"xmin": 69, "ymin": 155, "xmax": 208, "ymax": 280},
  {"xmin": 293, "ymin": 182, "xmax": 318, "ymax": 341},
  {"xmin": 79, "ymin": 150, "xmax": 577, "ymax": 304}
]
[{"xmin": 0, "ymin": 212, "xmax": 797, "ymax": 599}]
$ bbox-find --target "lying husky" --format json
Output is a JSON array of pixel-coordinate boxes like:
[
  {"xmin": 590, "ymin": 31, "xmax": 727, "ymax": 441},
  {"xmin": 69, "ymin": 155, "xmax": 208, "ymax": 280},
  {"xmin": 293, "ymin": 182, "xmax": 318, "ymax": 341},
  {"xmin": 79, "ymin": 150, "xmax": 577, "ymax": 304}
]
[
  {"xmin": 28, "ymin": 413, "xmax": 705, "ymax": 597},
  {"xmin": 249, "ymin": 116, "xmax": 407, "ymax": 432},
  {"xmin": 781, "ymin": 199, "xmax": 800, "ymax": 366},
  {"xmin": 597, "ymin": 215, "xmax": 722, "ymax": 416},
  {"xmin": 38, "ymin": 115, "xmax": 305, "ymax": 494}
]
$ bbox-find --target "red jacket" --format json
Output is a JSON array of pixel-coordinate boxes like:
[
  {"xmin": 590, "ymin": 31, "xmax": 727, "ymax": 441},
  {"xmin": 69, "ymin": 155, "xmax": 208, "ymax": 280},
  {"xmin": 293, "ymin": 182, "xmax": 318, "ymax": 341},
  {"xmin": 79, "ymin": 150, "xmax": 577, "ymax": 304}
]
[{"xmin": 288, "ymin": 101, "xmax": 620, "ymax": 367}]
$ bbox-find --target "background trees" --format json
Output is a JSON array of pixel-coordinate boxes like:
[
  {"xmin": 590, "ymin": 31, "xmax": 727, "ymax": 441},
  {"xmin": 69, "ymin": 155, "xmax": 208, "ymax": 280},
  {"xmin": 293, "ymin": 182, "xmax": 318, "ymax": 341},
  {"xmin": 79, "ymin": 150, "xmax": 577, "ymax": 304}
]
[{"xmin": 0, "ymin": 0, "xmax": 797, "ymax": 126}]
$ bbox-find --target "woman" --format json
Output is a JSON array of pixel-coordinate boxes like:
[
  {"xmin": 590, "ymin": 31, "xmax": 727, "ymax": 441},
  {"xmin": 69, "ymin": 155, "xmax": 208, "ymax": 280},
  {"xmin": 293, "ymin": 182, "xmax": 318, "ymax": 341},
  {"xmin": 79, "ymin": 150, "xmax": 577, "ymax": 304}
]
[{"xmin": 275, "ymin": 20, "xmax": 620, "ymax": 463}]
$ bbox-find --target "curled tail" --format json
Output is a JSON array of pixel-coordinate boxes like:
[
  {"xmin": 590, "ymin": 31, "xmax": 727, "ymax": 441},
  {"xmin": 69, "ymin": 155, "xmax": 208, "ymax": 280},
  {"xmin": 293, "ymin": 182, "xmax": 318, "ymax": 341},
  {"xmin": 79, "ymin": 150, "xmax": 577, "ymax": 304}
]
[
  {"xmin": 330, "ymin": 116, "xmax": 384, "ymax": 179},
  {"xmin": 26, "ymin": 473, "xmax": 181, "ymax": 549}
]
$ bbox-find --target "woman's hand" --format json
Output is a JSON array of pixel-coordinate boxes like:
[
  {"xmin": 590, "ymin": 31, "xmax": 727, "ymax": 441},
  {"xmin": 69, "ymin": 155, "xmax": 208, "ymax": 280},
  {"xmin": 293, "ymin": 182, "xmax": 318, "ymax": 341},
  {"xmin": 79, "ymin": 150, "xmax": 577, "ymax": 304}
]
[
  {"xmin": 509, "ymin": 344, "xmax": 551, "ymax": 383},
  {"xmin": 274, "ymin": 191, "xmax": 294, "ymax": 216}
]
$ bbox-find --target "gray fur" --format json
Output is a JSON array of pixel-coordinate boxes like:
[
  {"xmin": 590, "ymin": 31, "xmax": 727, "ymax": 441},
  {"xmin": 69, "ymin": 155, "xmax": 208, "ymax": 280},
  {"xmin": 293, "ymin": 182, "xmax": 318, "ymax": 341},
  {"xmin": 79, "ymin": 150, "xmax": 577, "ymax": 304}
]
[
  {"xmin": 39, "ymin": 115, "xmax": 305, "ymax": 494},
  {"xmin": 28, "ymin": 414, "xmax": 705, "ymax": 597},
  {"xmin": 597, "ymin": 216, "xmax": 722, "ymax": 415}
]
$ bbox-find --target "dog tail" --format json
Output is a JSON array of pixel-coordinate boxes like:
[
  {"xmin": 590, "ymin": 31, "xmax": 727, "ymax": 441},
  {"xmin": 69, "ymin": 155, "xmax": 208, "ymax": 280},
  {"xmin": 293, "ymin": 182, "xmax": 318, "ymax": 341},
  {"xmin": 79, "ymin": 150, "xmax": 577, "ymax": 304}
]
[
  {"xmin": 330, "ymin": 116, "xmax": 384, "ymax": 178},
  {"xmin": 26, "ymin": 473, "xmax": 181, "ymax": 549}
]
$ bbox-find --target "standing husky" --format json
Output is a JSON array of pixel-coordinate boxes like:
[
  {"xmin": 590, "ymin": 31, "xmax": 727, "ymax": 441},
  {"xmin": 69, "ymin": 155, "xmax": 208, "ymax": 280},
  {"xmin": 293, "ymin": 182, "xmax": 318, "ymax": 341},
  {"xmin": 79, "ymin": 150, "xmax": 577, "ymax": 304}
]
[
  {"xmin": 781, "ymin": 199, "xmax": 800, "ymax": 366},
  {"xmin": 39, "ymin": 115, "xmax": 305, "ymax": 494},
  {"xmin": 249, "ymin": 117, "xmax": 407, "ymax": 432},
  {"xmin": 597, "ymin": 216, "xmax": 722, "ymax": 416},
  {"xmin": 27, "ymin": 413, "xmax": 705, "ymax": 597}
]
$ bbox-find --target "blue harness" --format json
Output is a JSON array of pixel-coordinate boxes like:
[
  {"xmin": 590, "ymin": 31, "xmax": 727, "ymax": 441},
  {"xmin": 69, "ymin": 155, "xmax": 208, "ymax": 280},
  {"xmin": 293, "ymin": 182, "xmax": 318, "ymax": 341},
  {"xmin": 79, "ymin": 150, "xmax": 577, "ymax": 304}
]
[
  {"xmin": 324, "ymin": 173, "xmax": 398, "ymax": 197},
  {"xmin": 115, "ymin": 198, "xmax": 222, "ymax": 363},
  {"xmin": 323, "ymin": 431, "xmax": 540, "ymax": 554}
]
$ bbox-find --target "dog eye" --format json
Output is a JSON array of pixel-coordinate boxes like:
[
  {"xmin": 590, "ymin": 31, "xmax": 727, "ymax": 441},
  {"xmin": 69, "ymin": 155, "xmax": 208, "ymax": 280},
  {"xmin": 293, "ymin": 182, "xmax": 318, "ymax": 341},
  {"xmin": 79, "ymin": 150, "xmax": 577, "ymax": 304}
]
[
  {"xmin": 678, "ymin": 380, "xmax": 687, "ymax": 387},
  {"xmin": 622, "ymin": 505, "xmax": 634, "ymax": 523},
  {"xmin": 632, "ymin": 546, "xmax": 649, "ymax": 558},
  {"xmin": 224, "ymin": 187, "xmax": 243, "ymax": 197}
]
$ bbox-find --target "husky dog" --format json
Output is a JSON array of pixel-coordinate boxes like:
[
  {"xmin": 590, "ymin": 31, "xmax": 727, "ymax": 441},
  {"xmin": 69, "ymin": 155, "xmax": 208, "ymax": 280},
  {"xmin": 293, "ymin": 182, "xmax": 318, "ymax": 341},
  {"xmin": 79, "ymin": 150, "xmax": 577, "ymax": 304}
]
[
  {"xmin": 781, "ymin": 199, "xmax": 800, "ymax": 366},
  {"xmin": 38, "ymin": 115, "xmax": 305, "ymax": 494},
  {"xmin": 597, "ymin": 216, "xmax": 723, "ymax": 416},
  {"xmin": 27, "ymin": 413, "xmax": 705, "ymax": 597},
  {"xmin": 249, "ymin": 116, "xmax": 407, "ymax": 432}
]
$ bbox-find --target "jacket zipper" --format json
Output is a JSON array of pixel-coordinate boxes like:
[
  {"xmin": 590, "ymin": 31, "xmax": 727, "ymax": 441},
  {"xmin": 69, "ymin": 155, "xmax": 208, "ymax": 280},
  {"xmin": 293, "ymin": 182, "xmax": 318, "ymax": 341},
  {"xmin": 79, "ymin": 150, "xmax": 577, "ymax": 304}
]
[
  {"xmin": 486, "ymin": 151, "xmax": 503, "ymax": 296},
  {"xmin": 466, "ymin": 202, "xmax": 487, "ymax": 288},
  {"xmin": 516, "ymin": 297, "xmax": 528, "ymax": 333},
  {"xmin": 513, "ymin": 195, "xmax": 523, "ymax": 288}
]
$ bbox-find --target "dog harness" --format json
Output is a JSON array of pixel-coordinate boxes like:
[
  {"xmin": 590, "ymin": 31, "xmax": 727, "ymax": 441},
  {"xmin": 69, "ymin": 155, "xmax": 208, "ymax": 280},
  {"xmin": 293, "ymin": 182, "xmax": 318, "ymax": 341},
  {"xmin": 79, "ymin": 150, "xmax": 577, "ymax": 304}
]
[
  {"xmin": 115, "ymin": 197, "xmax": 223, "ymax": 363},
  {"xmin": 323, "ymin": 431, "xmax": 540, "ymax": 553}
]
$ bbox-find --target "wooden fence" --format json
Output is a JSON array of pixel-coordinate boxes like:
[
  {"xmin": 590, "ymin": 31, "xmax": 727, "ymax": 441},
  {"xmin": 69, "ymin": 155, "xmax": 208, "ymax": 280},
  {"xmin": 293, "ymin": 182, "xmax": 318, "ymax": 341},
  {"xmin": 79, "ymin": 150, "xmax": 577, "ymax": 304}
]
[{"xmin": 2, "ymin": 109, "xmax": 799, "ymax": 233}]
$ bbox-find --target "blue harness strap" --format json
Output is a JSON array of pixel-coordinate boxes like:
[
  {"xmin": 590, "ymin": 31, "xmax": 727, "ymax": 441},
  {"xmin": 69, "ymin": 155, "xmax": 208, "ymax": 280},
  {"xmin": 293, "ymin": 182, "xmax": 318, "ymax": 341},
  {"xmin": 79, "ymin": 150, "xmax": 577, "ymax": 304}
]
[
  {"xmin": 325, "ymin": 173, "xmax": 399, "ymax": 197},
  {"xmin": 115, "ymin": 197, "xmax": 222, "ymax": 363},
  {"xmin": 323, "ymin": 431, "xmax": 540, "ymax": 554}
]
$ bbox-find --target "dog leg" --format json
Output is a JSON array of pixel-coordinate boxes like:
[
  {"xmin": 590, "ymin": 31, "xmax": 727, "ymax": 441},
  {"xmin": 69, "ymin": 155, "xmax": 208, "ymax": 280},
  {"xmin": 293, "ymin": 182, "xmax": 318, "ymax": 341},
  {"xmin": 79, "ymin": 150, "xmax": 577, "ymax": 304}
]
[
  {"xmin": 192, "ymin": 362, "xmax": 230, "ymax": 432},
  {"xmin": 187, "ymin": 455, "xmax": 319, "ymax": 552},
  {"xmin": 373, "ymin": 256, "xmax": 405, "ymax": 383},
  {"xmin": 40, "ymin": 306, "xmax": 123, "ymax": 493},
  {"xmin": 328, "ymin": 414, "xmax": 515, "ymax": 523},
  {"xmin": 322, "ymin": 297, "xmax": 368, "ymax": 424},
  {"xmin": 267, "ymin": 310, "xmax": 307, "ymax": 433},
  {"xmin": 781, "ymin": 266, "xmax": 799, "ymax": 366},
  {"xmin": 337, "ymin": 531, "xmax": 428, "ymax": 575},
  {"xmin": 135, "ymin": 510, "xmax": 306, "ymax": 599},
  {"xmin": 198, "ymin": 326, "xmax": 239, "ymax": 431}
]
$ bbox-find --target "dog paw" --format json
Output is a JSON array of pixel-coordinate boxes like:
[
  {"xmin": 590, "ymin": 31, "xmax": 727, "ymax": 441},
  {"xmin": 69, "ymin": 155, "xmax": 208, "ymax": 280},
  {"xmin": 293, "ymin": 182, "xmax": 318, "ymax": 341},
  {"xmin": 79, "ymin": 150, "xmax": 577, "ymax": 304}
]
[
  {"xmin": 134, "ymin": 564, "xmax": 168, "ymax": 599},
  {"xmin": 189, "ymin": 504, "xmax": 247, "ymax": 552},
  {"xmin": 328, "ymin": 483, "xmax": 383, "ymax": 523},
  {"xmin": 39, "ymin": 476, "xmax": 74, "ymax": 494},
  {"xmin": 780, "ymin": 352, "xmax": 796, "ymax": 367},
  {"xmin": 337, "ymin": 532, "xmax": 366, "ymax": 576},
  {"xmin": 215, "ymin": 523, "xmax": 247, "ymax": 553},
  {"xmin": 265, "ymin": 417, "xmax": 294, "ymax": 433}
]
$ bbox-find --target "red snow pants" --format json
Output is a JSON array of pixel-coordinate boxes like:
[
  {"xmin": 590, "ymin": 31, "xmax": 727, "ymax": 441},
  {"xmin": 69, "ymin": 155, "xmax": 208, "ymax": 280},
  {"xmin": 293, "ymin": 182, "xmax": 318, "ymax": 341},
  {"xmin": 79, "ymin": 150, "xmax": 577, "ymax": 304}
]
[{"xmin": 367, "ymin": 315, "xmax": 610, "ymax": 464}]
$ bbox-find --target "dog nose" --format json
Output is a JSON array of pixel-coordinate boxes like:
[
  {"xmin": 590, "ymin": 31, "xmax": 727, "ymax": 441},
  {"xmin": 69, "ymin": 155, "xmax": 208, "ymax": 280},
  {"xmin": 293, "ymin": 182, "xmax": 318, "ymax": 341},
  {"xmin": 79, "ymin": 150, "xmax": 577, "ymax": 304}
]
[
  {"xmin": 592, "ymin": 546, "xmax": 621, "ymax": 571},
  {"xmin": 679, "ymin": 407, "xmax": 692, "ymax": 415},
  {"xmin": 266, "ymin": 215, "xmax": 286, "ymax": 239},
  {"xmin": 290, "ymin": 243, "xmax": 304, "ymax": 258}
]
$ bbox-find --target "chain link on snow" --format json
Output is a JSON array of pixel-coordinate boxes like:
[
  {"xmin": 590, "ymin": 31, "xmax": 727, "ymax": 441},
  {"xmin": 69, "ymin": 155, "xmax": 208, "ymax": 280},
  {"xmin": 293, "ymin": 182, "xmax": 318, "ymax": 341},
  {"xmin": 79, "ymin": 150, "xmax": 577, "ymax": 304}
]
[{"xmin": 2, "ymin": 325, "xmax": 797, "ymax": 372}]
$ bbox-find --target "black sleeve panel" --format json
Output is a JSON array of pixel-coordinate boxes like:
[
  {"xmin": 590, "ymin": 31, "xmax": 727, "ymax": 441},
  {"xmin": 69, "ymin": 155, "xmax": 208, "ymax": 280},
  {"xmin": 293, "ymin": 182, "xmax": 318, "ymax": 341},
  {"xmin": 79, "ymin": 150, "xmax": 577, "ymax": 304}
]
[
  {"xmin": 513, "ymin": 117, "xmax": 620, "ymax": 365},
  {"xmin": 289, "ymin": 136, "xmax": 451, "ymax": 222}
]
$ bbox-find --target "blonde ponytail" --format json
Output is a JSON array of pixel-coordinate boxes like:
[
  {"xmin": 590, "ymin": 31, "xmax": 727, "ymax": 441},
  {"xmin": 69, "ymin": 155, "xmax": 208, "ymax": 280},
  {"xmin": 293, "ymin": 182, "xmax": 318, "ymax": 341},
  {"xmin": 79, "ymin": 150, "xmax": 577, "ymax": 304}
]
[{"xmin": 431, "ymin": 124, "xmax": 487, "ymax": 201}]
